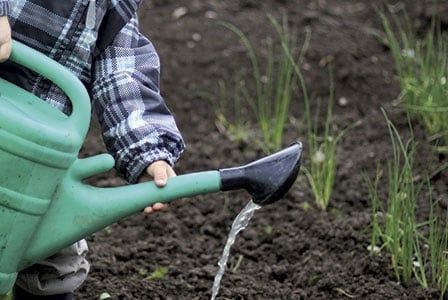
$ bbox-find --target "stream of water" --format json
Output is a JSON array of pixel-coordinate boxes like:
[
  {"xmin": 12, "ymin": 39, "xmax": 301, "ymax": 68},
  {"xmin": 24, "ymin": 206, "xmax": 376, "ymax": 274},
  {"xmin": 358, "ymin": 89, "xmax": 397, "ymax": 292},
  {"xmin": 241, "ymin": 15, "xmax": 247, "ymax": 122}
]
[{"xmin": 210, "ymin": 200, "xmax": 261, "ymax": 300}]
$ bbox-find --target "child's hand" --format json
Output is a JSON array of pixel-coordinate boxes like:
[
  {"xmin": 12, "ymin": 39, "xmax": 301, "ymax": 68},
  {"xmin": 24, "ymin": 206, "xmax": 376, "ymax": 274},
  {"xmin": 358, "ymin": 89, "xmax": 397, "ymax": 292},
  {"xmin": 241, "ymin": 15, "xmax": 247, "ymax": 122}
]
[
  {"xmin": 0, "ymin": 16, "xmax": 12, "ymax": 63},
  {"xmin": 140, "ymin": 160, "xmax": 185, "ymax": 214}
]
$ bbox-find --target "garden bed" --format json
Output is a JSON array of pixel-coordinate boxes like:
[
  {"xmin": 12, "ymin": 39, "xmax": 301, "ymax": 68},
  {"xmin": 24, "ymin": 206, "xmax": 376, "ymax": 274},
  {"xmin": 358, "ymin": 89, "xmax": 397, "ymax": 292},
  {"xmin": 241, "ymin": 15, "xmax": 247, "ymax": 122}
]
[{"xmin": 78, "ymin": 0, "xmax": 447, "ymax": 299}]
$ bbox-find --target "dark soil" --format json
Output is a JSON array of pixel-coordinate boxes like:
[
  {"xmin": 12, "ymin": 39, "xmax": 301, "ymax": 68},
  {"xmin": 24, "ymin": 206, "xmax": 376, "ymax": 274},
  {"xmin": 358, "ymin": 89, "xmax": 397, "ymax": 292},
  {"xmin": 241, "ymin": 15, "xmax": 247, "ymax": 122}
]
[{"xmin": 78, "ymin": 1, "xmax": 448, "ymax": 299}]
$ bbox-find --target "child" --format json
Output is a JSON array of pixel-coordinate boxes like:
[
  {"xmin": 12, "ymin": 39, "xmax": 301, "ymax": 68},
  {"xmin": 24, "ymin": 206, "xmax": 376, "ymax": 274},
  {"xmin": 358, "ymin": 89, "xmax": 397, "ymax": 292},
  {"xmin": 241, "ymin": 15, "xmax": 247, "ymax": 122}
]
[{"xmin": 0, "ymin": 0, "xmax": 185, "ymax": 299}]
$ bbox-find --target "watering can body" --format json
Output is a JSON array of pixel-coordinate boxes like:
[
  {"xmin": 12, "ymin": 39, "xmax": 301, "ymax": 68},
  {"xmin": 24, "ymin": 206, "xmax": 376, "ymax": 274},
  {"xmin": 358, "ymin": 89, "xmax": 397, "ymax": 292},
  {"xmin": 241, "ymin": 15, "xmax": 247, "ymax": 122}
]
[
  {"xmin": 0, "ymin": 41, "xmax": 302, "ymax": 295},
  {"xmin": 0, "ymin": 41, "xmax": 90, "ymax": 292}
]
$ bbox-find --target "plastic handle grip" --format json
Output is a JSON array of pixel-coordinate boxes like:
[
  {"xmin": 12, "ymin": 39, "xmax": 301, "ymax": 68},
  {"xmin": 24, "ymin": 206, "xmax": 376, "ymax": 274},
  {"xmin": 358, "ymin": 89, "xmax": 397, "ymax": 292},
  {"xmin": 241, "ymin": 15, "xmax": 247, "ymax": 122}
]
[{"xmin": 8, "ymin": 40, "xmax": 91, "ymax": 136}]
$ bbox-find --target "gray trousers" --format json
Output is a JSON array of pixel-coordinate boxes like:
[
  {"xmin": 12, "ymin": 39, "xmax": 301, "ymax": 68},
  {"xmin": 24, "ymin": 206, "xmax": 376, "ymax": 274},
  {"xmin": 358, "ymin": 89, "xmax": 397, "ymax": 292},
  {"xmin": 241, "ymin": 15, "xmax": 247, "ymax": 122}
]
[{"xmin": 15, "ymin": 240, "xmax": 90, "ymax": 295}]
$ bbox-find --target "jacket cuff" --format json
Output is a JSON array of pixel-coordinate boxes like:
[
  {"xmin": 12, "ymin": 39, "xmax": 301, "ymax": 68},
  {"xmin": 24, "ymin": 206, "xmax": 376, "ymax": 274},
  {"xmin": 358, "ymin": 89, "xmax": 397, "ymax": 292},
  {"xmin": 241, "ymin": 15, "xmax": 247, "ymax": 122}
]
[{"xmin": 0, "ymin": 0, "xmax": 9, "ymax": 16}]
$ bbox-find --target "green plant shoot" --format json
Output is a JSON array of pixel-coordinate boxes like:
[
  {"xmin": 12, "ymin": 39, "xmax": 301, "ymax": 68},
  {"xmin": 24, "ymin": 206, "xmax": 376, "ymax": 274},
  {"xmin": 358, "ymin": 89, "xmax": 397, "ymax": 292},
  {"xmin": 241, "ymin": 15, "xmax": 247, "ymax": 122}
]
[
  {"xmin": 302, "ymin": 64, "xmax": 341, "ymax": 210},
  {"xmin": 379, "ymin": 6, "xmax": 448, "ymax": 149},
  {"xmin": 367, "ymin": 110, "xmax": 448, "ymax": 297},
  {"xmin": 145, "ymin": 266, "xmax": 169, "ymax": 280},
  {"xmin": 367, "ymin": 110, "xmax": 426, "ymax": 284},
  {"xmin": 217, "ymin": 14, "xmax": 308, "ymax": 153},
  {"xmin": 213, "ymin": 77, "xmax": 252, "ymax": 143},
  {"xmin": 277, "ymin": 24, "xmax": 356, "ymax": 210},
  {"xmin": 99, "ymin": 292, "xmax": 112, "ymax": 300}
]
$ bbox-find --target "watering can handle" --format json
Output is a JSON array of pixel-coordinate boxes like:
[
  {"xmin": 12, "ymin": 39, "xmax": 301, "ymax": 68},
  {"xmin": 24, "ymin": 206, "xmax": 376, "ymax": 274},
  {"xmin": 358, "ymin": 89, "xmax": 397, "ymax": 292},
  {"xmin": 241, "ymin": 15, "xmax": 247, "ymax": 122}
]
[{"xmin": 8, "ymin": 40, "xmax": 91, "ymax": 134}]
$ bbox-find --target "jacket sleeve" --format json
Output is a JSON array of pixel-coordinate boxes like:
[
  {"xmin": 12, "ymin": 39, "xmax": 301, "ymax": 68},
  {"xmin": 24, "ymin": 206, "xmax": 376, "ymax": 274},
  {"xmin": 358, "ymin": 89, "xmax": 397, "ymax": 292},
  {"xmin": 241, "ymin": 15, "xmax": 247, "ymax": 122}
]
[
  {"xmin": 91, "ymin": 14, "xmax": 185, "ymax": 183},
  {"xmin": 0, "ymin": 0, "xmax": 8, "ymax": 15}
]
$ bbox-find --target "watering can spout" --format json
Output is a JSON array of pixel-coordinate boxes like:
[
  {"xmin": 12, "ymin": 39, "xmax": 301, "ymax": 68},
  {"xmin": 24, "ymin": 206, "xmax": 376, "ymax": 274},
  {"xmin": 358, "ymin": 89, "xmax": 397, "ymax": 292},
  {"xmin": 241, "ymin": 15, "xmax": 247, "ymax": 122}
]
[{"xmin": 220, "ymin": 142, "xmax": 302, "ymax": 205}]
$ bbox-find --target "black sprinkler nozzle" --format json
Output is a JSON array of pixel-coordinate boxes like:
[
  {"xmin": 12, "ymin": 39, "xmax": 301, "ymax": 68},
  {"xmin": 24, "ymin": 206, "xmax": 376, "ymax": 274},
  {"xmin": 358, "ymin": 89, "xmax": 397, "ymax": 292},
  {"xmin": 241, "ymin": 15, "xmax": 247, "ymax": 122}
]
[{"xmin": 219, "ymin": 141, "xmax": 302, "ymax": 206}]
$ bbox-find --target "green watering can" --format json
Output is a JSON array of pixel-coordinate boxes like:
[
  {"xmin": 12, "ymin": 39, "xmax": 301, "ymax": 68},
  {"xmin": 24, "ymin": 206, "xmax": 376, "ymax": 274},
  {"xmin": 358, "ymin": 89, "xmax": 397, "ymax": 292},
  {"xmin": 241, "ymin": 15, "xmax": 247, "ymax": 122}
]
[{"xmin": 0, "ymin": 41, "xmax": 302, "ymax": 294}]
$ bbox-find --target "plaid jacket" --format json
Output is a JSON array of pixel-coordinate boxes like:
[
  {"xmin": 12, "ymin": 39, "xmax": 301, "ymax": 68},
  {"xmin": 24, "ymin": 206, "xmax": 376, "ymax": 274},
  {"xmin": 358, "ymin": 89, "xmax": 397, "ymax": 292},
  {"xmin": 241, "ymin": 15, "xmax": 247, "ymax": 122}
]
[{"xmin": 0, "ymin": 0, "xmax": 184, "ymax": 183}]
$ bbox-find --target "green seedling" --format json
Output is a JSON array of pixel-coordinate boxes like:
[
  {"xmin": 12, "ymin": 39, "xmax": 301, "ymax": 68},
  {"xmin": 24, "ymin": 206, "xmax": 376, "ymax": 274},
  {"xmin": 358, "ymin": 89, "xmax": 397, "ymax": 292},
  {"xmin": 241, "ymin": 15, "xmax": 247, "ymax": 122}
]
[
  {"xmin": 138, "ymin": 266, "xmax": 169, "ymax": 280},
  {"xmin": 214, "ymin": 78, "xmax": 252, "ymax": 144},
  {"xmin": 145, "ymin": 266, "xmax": 169, "ymax": 281},
  {"xmin": 217, "ymin": 14, "xmax": 309, "ymax": 153},
  {"xmin": 301, "ymin": 66, "xmax": 338, "ymax": 210},
  {"xmin": 274, "ymin": 20, "xmax": 357, "ymax": 210},
  {"xmin": 367, "ymin": 110, "xmax": 448, "ymax": 297},
  {"xmin": 231, "ymin": 254, "xmax": 244, "ymax": 272},
  {"xmin": 369, "ymin": 110, "xmax": 423, "ymax": 283},
  {"xmin": 379, "ymin": 5, "xmax": 448, "ymax": 149},
  {"xmin": 99, "ymin": 292, "xmax": 112, "ymax": 300},
  {"xmin": 298, "ymin": 63, "xmax": 355, "ymax": 210},
  {"xmin": 300, "ymin": 201, "xmax": 311, "ymax": 211},
  {"xmin": 264, "ymin": 225, "xmax": 273, "ymax": 236}
]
